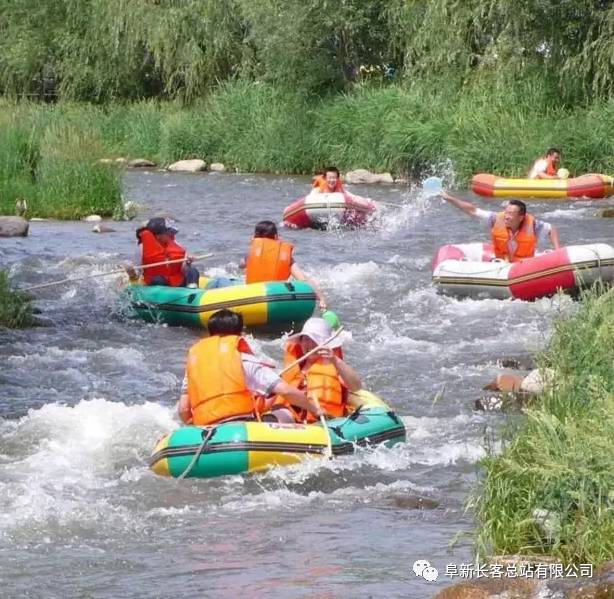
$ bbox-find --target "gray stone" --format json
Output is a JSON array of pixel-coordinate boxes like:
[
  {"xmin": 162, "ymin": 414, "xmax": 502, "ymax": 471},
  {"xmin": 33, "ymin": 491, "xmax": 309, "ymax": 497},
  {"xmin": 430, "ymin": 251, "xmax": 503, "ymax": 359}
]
[
  {"xmin": 0, "ymin": 216, "xmax": 29, "ymax": 237},
  {"xmin": 128, "ymin": 158, "xmax": 157, "ymax": 168},
  {"xmin": 167, "ymin": 159, "xmax": 207, "ymax": 172},
  {"xmin": 345, "ymin": 169, "xmax": 394, "ymax": 184},
  {"xmin": 83, "ymin": 215, "xmax": 102, "ymax": 222},
  {"xmin": 209, "ymin": 162, "xmax": 226, "ymax": 172},
  {"xmin": 390, "ymin": 494, "xmax": 439, "ymax": 510},
  {"xmin": 91, "ymin": 224, "xmax": 116, "ymax": 233}
]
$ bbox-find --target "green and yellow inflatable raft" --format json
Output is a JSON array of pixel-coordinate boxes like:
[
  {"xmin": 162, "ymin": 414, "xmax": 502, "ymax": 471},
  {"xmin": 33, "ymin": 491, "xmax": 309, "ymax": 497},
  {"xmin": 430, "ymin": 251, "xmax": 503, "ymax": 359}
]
[
  {"xmin": 149, "ymin": 391, "xmax": 406, "ymax": 479},
  {"xmin": 123, "ymin": 278, "xmax": 316, "ymax": 330}
]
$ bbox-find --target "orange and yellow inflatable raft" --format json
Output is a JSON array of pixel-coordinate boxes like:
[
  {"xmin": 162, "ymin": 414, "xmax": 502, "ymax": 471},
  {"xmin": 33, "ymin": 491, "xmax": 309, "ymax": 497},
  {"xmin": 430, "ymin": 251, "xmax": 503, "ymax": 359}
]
[{"xmin": 472, "ymin": 173, "xmax": 614, "ymax": 200}]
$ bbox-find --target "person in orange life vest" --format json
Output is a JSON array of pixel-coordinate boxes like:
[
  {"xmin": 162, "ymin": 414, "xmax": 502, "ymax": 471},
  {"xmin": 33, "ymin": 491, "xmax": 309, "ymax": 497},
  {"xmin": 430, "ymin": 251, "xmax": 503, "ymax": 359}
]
[
  {"xmin": 125, "ymin": 217, "xmax": 200, "ymax": 287},
  {"xmin": 528, "ymin": 147, "xmax": 562, "ymax": 180},
  {"xmin": 240, "ymin": 220, "xmax": 328, "ymax": 310},
  {"xmin": 177, "ymin": 309, "xmax": 323, "ymax": 426},
  {"xmin": 267, "ymin": 317, "xmax": 361, "ymax": 424},
  {"xmin": 312, "ymin": 166, "xmax": 345, "ymax": 194},
  {"xmin": 440, "ymin": 192, "xmax": 561, "ymax": 262}
]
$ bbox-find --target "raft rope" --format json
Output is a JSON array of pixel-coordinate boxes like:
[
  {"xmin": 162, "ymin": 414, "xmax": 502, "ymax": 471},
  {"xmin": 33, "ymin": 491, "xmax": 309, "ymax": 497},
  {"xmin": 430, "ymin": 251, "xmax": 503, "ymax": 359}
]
[{"xmin": 177, "ymin": 427, "xmax": 217, "ymax": 480}]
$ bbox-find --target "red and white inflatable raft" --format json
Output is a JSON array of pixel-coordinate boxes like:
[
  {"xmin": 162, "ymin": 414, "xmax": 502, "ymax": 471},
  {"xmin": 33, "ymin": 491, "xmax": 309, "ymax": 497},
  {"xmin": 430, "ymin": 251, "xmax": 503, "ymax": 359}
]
[
  {"xmin": 432, "ymin": 242, "xmax": 614, "ymax": 300},
  {"xmin": 282, "ymin": 192, "xmax": 376, "ymax": 229}
]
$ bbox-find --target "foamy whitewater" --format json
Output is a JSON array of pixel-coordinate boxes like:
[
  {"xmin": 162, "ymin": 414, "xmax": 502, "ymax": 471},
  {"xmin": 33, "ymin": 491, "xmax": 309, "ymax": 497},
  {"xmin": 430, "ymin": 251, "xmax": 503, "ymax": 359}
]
[{"xmin": 1, "ymin": 171, "xmax": 610, "ymax": 598}]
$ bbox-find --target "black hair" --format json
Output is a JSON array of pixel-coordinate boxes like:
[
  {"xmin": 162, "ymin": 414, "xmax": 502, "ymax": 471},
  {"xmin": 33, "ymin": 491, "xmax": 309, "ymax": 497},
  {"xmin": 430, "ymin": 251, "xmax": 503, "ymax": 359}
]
[
  {"xmin": 254, "ymin": 220, "xmax": 278, "ymax": 239},
  {"xmin": 207, "ymin": 309, "xmax": 244, "ymax": 335},
  {"xmin": 324, "ymin": 166, "xmax": 340, "ymax": 177},
  {"xmin": 546, "ymin": 147, "xmax": 561, "ymax": 156},
  {"xmin": 508, "ymin": 199, "xmax": 527, "ymax": 215}
]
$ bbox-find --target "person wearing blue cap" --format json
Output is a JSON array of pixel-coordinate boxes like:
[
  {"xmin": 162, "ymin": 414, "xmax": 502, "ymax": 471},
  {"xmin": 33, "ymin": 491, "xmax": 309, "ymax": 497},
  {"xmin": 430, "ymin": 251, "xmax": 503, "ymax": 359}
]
[{"xmin": 125, "ymin": 217, "xmax": 200, "ymax": 287}]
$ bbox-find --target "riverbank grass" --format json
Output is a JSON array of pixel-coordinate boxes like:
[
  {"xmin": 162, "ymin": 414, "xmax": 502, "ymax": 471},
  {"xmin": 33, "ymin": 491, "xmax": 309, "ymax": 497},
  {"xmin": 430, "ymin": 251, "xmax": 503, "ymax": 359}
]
[
  {"xmin": 0, "ymin": 106, "xmax": 122, "ymax": 219},
  {"xmin": 0, "ymin": 271, "xmax": 34, "ymax": 328},
  {"xmin": 473, "ymin": 287, "xmax": 614, "ymax": 565}
]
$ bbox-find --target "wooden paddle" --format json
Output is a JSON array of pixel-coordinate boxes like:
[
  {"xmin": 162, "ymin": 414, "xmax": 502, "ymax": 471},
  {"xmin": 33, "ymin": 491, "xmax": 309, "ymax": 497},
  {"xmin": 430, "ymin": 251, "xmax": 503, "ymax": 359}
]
[{"xmin": 21, "ymin": 253, "xmax": 214, "ymax": 292}]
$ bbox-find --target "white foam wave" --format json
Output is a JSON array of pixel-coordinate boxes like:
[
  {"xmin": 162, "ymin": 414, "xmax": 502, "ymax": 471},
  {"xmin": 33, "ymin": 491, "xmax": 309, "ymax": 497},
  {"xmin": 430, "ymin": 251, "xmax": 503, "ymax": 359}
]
[
  {"xmin": 0, "ymin": 399, "xmax": 175, "ymax": 538},
  {"xmin": 220, "ymin": 479, "xmax": 426, "ymax": 513},
  {"xmin": 542, "ymin": 208, "xmax": 594, "ymax": 219}
]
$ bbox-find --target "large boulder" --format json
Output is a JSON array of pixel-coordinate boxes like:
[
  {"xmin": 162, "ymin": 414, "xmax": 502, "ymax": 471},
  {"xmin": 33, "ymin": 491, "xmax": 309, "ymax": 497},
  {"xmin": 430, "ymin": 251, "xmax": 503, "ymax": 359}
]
[
  {"xmin": 0, "ymin": 216, "xmax": 29, "ymax": 237},
  {"xmin": 520, "ymin": 368, "xmax": 555, "ymax": 394},
  {"xmin": 168, "ymin": 159, "xmax": 207, "ymax": 172},
  {"xmin": 345, "ymin": 169, "xmax": 394, "ymax": 184}
]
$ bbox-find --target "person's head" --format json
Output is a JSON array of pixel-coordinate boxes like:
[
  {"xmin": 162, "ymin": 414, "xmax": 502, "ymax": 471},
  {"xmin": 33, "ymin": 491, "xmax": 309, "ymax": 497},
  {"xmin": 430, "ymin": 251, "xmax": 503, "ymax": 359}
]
[
  {"xmin": 207, "ymin": 309, "xmax": 244, "ymax": 336},
  {"xmin": 504, "ymin": 199, "xmax": 527, "ymax": 229},
  {"xmin": 146, "ymin": 217, "xmax": 178, "ymax": 244},
  {"xmin": 254, "ymin": 220, "xmax": 278, "ymax": 239},
  {"xmin": 546, "ymin": 148, "xmax": 561, "ymax": 166},
  {"xmin": 288, "ymin": 317, "xmax": 342, "ymax": 355},
  {"xmin": 324, "ymin": 167, "xmax": 340, "ymax": 191}
]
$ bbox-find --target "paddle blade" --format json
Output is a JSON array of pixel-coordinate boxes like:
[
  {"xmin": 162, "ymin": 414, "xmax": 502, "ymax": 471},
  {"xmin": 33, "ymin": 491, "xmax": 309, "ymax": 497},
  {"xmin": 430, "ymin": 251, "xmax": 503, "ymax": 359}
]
[
  {"xmin": 422, "ymin": 176, "xmax": 443, "ymax": 197},
  {"xmin": 321, "ymin": 310, "xmax": 341, "ymax": 330}
]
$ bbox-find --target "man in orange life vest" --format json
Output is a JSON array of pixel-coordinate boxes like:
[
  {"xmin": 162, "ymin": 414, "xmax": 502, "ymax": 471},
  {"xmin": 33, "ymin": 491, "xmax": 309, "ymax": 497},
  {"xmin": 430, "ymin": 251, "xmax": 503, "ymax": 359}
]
[
  {"xmin": 528, "ymin": 147, "xmax": 562, "ymax": 180},
  {"xmin": 440, "ymin": 192, "xmax": 561, "ymax": 262},
  {"xmin": 126, "ymin": 217, "xmax": 199, "ymax": 287},
  {"xmin": 312, "ymin": 166, "xmax": 345, "ymax": 194},
  {"xmin": 177, "ymin": 309, "xmax": 323, "ymax": 426},
  {"xmin": 268, "ymin": 317, "xmax": 362, "ymax": 424},
  {"xmin": 240, "ymin": 220, "xmax": 328, "ymax": 310}
]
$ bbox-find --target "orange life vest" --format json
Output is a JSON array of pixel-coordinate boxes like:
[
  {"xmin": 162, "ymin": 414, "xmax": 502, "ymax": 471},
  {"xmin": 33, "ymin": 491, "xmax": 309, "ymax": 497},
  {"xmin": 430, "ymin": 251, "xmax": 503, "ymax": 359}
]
[
  {"xmin": 491, "ymin": 212, "xmax": 537, "ymax": 262},
  {"xmin": 245, "ymin": 238, "xmax": 294, "ymax": 284},
  {"xmin": 186, "ymin": 335, "xmax": 256, "ymax": 425},
  {"xmin": 545, "ymin": 157, "xmax": 557, "ymax": 176},
  {"xmin": 274, "ymin": 341, "xmax": 346, "ymax": 422},
  {"xmin": 312, "ymin": 174, "xmax": 345, "ymax": 193},
  {"xmin": 139, "ymin": 229, "xmax": 186, "ymax": 286}
]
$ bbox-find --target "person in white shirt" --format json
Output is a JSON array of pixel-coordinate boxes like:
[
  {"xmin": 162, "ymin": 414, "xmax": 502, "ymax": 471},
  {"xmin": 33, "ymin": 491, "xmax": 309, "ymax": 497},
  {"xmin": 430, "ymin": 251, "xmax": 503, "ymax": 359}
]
[
  {"xmin": 528, "ymin": 148, "xmax": 562, "ymax": 179},
  {"xmin": 440, "ymin": 191, "xmax": 561, "ymax": 261},
  {"xmin": 177, "ymin": 309, "xmax": 322, "ymax": 425}
]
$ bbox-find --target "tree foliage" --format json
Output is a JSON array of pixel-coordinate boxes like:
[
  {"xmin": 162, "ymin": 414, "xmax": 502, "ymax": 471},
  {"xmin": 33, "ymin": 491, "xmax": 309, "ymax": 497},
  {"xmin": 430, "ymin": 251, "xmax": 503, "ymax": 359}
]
[{"xmin": 1, "ymin": 0, "xmax": 614, "ymax": 102}]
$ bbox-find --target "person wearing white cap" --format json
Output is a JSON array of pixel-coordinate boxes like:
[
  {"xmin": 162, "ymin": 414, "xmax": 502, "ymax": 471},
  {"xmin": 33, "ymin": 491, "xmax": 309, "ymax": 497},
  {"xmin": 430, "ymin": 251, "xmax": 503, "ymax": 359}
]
[{"xmin": 267, "ymin": 317, "xmax": 361, "ymax": 423}]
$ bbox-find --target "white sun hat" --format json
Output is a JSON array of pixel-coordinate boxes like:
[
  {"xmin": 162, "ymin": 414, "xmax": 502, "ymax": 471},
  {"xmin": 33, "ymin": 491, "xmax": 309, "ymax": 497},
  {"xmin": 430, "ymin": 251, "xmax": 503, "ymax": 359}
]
[{"xmin": 286, "ymin": 317, "xmax": 344, "ymax": 348}]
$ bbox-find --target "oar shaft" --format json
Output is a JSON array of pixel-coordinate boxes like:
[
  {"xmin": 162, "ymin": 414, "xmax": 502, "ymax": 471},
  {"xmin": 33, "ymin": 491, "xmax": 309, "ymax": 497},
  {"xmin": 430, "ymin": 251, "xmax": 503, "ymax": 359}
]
[
  {"xmin": 21, "ymin": 253, "xmax": 214, "ymax": 292},
  {"xmin": 278, "ymin": 327, "xmax": 344, "ymax": 376}
]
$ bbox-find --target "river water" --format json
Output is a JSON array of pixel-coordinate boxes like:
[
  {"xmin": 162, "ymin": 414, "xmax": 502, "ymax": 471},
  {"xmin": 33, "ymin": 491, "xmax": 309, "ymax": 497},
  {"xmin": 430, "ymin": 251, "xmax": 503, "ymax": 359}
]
[{"xmin": 1, "ymin": 171, "xmax": 612, "ymax": 598}]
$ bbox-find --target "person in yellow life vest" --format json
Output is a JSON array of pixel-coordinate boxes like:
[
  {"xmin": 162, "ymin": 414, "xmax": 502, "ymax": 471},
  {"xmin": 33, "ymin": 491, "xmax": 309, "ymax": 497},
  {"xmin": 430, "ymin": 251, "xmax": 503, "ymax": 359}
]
[
  {"xmin": 268, "ymin": 317, "xmax": 362, "ymax": 424},
  {"xmin": 125, "ymin": 217, "xmax": 200, "ymax": 287},
  {"xmin": 440, "ymin": 192, "xmax": 561, "ymax": 262},
  {"xmin": 528, "ymin": 147, "xmax": 561, "ymax": 180},
  {"xmin": 177, "ymin": 309, "xmax": 323, "ymax": 426},
  {"xmin": 312, "ymin": 167, "xmax": 345, "ymax": 193},
  {"xmin": 240, "ymin": 220, "xmax": 328, "ymax": 309}
]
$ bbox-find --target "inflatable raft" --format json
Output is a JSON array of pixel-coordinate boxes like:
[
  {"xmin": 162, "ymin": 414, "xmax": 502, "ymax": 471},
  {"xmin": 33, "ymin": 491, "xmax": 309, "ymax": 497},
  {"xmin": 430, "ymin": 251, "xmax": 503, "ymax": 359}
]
[
  {"xmin": 432, "ymin": 242, "xmax": 614, "ymax": 300},
  {"xmin": 283, "ymin": 192, "xmax": 376, "ymax": 229},
  {"xmin": 149, "ymin": 390, "xmax": 406, "ymax": 479},
  {"xmin": 123, "ymin": 278, "xmax": 316, "ymax": 330},
  {"xmin": 472, "ymin": 173, "xmax": 614, "ymax": 199}
]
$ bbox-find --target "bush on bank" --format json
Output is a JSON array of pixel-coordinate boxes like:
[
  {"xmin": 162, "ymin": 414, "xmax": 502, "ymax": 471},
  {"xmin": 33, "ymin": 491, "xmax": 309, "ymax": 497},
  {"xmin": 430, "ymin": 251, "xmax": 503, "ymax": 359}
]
[
  {"xmin": 472, "ymin": 287, "xmax": 614, "ymax": 565},
  {"xmin": 3, "ymin": 77, "xmax": 614, "ymax": 218},
  {"xmin": 0, "ymin": 271, "xmax": 34, "ymax": 328},
  {"xmin": 0, "ymin": 105, "xmax": 122, "ymax": 219}
]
